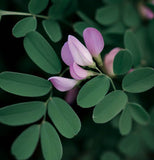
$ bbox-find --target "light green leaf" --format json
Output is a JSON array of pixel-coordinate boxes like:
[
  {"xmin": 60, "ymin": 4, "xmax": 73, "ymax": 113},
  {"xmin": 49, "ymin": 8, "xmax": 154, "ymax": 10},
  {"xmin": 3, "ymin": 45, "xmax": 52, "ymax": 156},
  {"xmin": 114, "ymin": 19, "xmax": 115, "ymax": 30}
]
[
  {"xmin": 42, "ymin": 19, "xmax": 62, "ymax": 42},
  {"xmin": 48, "ymin": 97, "xmax": 81, "ymax": 138},
  {"xmin": 12, "ymin": 17, "xmax": 37, "ymax": 38},
  {"xmin": 0, "ymin": 71, "xmax": 51, "ymax": 97},
  {"xmin": 101, "ymin": 151, "xmax": 120, "ymax": 160},
  {"xmin": 0, "ymin": 101, "xmax": 45, "ymax": 126},
  {"xmin": 95, "ymin": 5, "xmax": 120, "ymax": 26},
  {"xmin": 128, "ymin": 103, "xmax": 150, "ymax": 125},
  {"xmin": 119, "ymin": 105, "xmax": 132, "ymax": 135},
  {"xmin": 24, "ymin": 31, "xmax": 61, "ymax": 74},
  {"xmin": 122, "ymin": 2, "xmax": 140, "ymax": 27},
  {"xmin": 77, "ymin": 75, "xmax": 110, "ymax": 108},
  {"xmin": 41, "ymin": 121, "xmax": 63, "ymax": 160},
  {"xmin": 93, "ymin": 90, "xmax": 128, "ymax": 123},
  {"xmin": 113, "ymin": 49, "xmax": 132, "ymax": 75},
  {"xmin": 124, "ymin": 30, "xmax": 141, "ymax": 66},
  {"xmin": 11, "ymin": 125, "xmax": 40, "ymax": 160},
  {"xmin": 28, "ymin": 0, "xmax": 49, "ymax": 14},
  {"xmin": 122, "ymin": 68, "xmax": 154, "ymax": 93}
]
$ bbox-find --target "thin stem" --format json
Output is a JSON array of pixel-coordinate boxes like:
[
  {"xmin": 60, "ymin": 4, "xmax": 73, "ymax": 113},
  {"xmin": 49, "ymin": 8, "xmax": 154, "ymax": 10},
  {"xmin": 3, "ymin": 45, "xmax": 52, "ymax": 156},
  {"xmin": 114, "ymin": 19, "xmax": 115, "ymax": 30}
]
[
  {"xmin": 60, "ymin": 67, "xmax": 69, "ymax": 76},
  {"xmin": 95, "ymin": 67, "xmax": 102, "ymax": 74},
  {"xmin": 109, "ymin": 77, "xmax": 116, "ymax": 91},
  {"xmin": 0, "ymin": 10, "xmax": 49, "ymax": 19}
]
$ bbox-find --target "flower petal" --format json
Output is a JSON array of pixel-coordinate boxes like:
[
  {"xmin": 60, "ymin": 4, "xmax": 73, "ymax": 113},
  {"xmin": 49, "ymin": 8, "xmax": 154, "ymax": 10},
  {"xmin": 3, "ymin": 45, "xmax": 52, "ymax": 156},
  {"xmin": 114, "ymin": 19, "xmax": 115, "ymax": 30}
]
[
  {"xmin": 83, "ymin": 27, "xmax": 104, "ymax": 57},
  {"xmin": 48, "ymin": 76, "xmax": 78, "ymax": 92},
  {"xmin": 104, "ymin": 48, "xmax": 121, "ymax": 76},
  {"xmin": 70, "ymin": 62, "xmax": 88, "ymax": 80},
  {"xmin": 61, "ymin": 42, "xmax": 74, "ymax": 66},
  {"xmin": 68, "ymin": 35, "xmax": 93, "ymax": 66}
]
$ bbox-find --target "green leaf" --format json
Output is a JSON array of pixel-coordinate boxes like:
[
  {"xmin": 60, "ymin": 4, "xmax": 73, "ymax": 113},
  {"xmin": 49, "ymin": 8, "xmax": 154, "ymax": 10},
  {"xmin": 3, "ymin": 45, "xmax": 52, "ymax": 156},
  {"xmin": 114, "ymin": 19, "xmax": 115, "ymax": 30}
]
[
  {"xmin": 105, "ymin": 21, "xmax": 126, "ymax": 35},
  {"xmin": 41, "ymin": 121, "xmax": 63, "ymax": 160},
  {"xmin": 103, "ymin": 0, "xmax": 122, "ymax": 4},
  {"xmin": 101, "ymin": 151, "xmax": 120, "ymax": 160},
  {"xmin": 28, "ymin": 0, "xmax": 49, "ymax": 14},
  {"xmin": 128, "ymin": 103, "xmax": 150, "ymax": 125},
  {"xmin": 0, "ymin": 101, "xmax": 45, "ymax": 126},
  {"xmin": 124, "ymin": 30, "xmax": 141, "ymax": 66},
  {"xmin": 12, "ymin": 17, "xmax": 37, "ymax": 38},
  {"xmin": 113, "ymin": 49, "xmax": 132, "ymax": 75},
  {"xmin": 48, "ymin": 97, "xmax": 81, "ymax": 138},
  {"xmin": 148, "ymin": 20, "xmax": 154, "ymax": 46},
  {"xmin": 77, "ymin": 75, "xmax": 110, "ymax": 108},
  {"xmin": 24, "ymin": 31, "xmax": 61, "ymax": 74},
  {"xmin": 93, "ymin": 90, "xmax": 128, "ymax": 123},
  {"xmin": 0, "ymin": 71, "xmax": 51, "ymax": 97},
  {"xmin": 119, "ymin": 105, "xmax": 132, "ymax": 135},
  {"xmin": 42, "ymin": 19, "xmax": 62, "ymax": 42},
  {"xmin": 140, "ymin": 129, "xmax": 154, "ymax": 150},
  {"xmin": 122, "ymin": 2, "xmax": 140, "ymax": 27},
  {"xmin": 48, "ymin": 0, "xmax": 77, "ymax": 20},
  {"xmin": 11, "ymin": 125, "xmax": 40, "ymax": 160},
  {"xmin": 95, "ymin": 5, "xmax": 120, "ymax": 26},
  {"xmin": 118, "ymin": 134, "xmax": 141, "ymax": 157},
  {"xmin": 73, "ymin": 21, "xmax": 91, "ymax": 36},
  {"xmin": 122, "ymin": 68, "xmax": 154, "ymax": 93}
]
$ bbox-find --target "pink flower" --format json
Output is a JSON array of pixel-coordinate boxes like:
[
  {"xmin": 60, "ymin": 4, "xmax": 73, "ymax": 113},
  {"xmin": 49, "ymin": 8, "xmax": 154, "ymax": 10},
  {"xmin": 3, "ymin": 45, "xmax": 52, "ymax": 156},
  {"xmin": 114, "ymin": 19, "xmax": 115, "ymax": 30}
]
[
  {"xmin": 68, "ymin": 35, "xmax": 94, "ymax": 66},
  {"xmin": 83, "ymin": 27, "xmax": 104, "ymax": 57},
  {"xmin": 61, "ymin": 42, "xmax": 74, "ymax": 66},
  {"xmin": 48, "ymin": 77, "xmax": 78, "ymax": 92},
  {"xmin": 104, "ymin": 48, "xmax": 121, "ymax": 77},
  {"xmin": 70, "ymin": 62, "xmax": 94, "ymax": 80},
  {"xmin": 65, "ymin": 87, "xmax": 79, "ymax": 104},
  {"xmin": 139, "ymin": 3, "xmax": 154, "ymax": 19}
]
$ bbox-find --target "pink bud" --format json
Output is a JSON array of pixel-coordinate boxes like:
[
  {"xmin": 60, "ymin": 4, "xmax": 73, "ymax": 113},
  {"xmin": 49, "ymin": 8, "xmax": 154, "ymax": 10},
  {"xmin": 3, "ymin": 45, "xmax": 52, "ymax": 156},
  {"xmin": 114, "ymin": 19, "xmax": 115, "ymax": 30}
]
[
  {"xmin": 83, "ymin": 27, "xmax": 104, "ymax": 57},
  {"xmin": 65, "ymin": 87, "xmax": 79, "ymax": 105},
  {"xmin": 70, "ymin": 62, "xmax": 89, "ymax": 80},
  {"xmin": 48, "ymin": 76, "xmax": 78, "ymax": 92},
  {"xmin": 68, "ymin": 35, "xmax": 94, "ymax": 66},
  {"xmin": 128, "ymin": 68, "xmax": 134, "ymax": 73},
  {"xmin": 151, "ymin": 0, "xmax": 154, "ymax": 5},
  {"xmin": 104, "ymin": 48, "xmax": 121, "ymax": 77},
  {"xmin": 61, "ymin": 42, "xmax": 74, "ymax": 66},
  {"xmin": 139, "ymin": 4, "xmax": 154, "ymax": 19}
]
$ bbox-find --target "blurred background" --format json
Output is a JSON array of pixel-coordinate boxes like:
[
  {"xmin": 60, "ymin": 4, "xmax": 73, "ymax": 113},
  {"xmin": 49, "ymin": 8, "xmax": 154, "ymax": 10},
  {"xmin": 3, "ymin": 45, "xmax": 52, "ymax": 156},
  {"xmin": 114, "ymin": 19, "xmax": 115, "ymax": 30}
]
[{"xmin": 0, "ymin": 0, "xmax": 154, "ymax": 159}]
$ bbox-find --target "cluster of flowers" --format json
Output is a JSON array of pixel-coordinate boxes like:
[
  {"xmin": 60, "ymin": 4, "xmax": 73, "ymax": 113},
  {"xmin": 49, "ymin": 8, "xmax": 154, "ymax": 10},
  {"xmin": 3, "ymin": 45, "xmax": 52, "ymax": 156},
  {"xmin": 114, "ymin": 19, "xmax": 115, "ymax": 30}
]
[
  {"xmin": 139, "ymin": 0, "xmax": 154, "ymax": 19},
  {"xmin": 49, "ymin": 27, "xmax": 121, "ymax": 92}
]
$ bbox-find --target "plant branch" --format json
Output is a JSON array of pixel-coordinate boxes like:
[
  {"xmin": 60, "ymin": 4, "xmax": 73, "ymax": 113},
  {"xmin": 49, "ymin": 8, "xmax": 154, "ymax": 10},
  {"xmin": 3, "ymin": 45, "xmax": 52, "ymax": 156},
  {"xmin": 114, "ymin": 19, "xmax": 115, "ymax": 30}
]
[{"xmin": 0, "ymin": 10, "xmax": 49, "ymax": 19}]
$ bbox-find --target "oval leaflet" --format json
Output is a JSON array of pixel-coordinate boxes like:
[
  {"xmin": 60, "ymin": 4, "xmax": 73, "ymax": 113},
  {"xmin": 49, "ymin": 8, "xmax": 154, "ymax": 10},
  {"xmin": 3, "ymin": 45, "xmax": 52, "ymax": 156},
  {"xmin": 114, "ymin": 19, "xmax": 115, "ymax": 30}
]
[{"xmin": 93, "ymin": 90, "xmax": 128, "ymax": 123}]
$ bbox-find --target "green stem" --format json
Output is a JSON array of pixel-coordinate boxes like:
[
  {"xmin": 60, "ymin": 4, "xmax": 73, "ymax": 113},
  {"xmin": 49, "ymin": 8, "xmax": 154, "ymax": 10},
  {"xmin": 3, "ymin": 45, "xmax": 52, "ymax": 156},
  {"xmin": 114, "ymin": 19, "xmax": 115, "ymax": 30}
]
[
  {"xmin": 95, "ymin": 67, "xmax": 102, "ymax": 74},
  {"xmin": 60, "ymin": 67, "xmax": 69, "ymax": 76},
  {"xmin": 108, "ymin": 77, "xmax": 116, "ymax": 91},
  {"xmin": 0, "ymin": 10, "xmax": 49, "ymax": 19}
]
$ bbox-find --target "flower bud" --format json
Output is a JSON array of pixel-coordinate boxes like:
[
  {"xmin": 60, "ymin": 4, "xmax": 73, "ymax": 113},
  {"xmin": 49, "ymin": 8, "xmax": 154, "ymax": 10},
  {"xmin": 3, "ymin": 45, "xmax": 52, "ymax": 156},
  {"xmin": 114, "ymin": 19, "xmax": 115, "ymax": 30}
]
[
  {"xmin": 139, "ymin": 3, "xmax": 154, "ymax": 20},
  {"xmin": 104, "ymin": 48, "xmax": 121, "ymax": 77},
  {"xmin": 48, "ymin": 76, "xmax": 78, "ymax": 92},
  {"xmin": 65, "ymin": 87, "xmax": 79, "ymax": 104}
]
